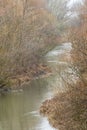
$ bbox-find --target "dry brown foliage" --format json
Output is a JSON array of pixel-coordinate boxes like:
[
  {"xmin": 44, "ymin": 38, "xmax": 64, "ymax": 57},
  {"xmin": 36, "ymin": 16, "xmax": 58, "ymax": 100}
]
[
  {"xmin": 40, "ymin": 84, "xmax": 87, "ymax": 130},
  {"xmin": 69, "ymin": 0, "xmax": 87, "ymax": 73},
  {"xmin": 0, "ymin": 0, "xmax": 59, "ymax": 86},
  {"xmin": 40, "ymin": 1, "xmax": 87, "ymax": 129}
]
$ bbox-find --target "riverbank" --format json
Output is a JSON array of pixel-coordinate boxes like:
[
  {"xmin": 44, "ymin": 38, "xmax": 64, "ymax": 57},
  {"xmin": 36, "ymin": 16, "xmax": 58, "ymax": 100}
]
[
  {"xmin": 0, "ymin": 67, "xmax": 55, "ymax": 130},
  {"xmin": 40, "ymin": 80, "xmax": 87, "ymax": 130},
  {"xmin": 0, "ymin": 63, "xmax": 52, "ymax": 93},
  {"xmin": 40, "ymin": 42, "xmax": 87, "ymax": 130}
]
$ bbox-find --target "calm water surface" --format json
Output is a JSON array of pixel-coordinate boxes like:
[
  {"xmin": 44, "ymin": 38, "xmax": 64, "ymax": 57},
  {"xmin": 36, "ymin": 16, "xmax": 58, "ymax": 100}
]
[
  {"xmin": 0, "ymin": 43, "xmax": 75, "ymax": 130},
  {"xmin": 0, "ymin": 78, "xmax": 55, "ymax": 130}
]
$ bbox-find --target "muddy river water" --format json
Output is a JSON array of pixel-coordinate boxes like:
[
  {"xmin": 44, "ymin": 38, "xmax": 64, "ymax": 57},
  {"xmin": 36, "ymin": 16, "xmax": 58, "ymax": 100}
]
[{"xmin": 0, "ymin": 43, "xmax": 77, "ymax": 130}]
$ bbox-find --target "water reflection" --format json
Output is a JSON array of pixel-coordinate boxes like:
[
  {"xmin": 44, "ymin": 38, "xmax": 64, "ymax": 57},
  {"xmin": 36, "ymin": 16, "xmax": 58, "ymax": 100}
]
[
  {"xmin": 0, "ymin": 42, "xmax": 73, "ymax": 130},
  {"xmin": 0, "ymin": 78, "xmax": 55, "ymax": 130}
]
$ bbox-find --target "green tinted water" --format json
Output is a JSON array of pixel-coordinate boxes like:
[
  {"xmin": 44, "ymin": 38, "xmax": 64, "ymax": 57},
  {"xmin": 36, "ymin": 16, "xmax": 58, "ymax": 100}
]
[{"xmin": 0, "ymin": 43, "xmax": 74, "ymax": 130}]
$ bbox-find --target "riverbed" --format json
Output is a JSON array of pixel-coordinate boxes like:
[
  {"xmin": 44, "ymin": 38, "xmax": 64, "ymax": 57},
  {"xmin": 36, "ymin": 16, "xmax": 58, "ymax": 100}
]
[{"xmin": 0, "ymin": 43, "xmax": 74, "ymax": 130}]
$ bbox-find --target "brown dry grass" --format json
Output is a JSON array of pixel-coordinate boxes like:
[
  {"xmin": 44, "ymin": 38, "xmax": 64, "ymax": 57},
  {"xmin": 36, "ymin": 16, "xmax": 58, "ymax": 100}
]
[
  {"xmin": 40, "ymin": 1, "xmax": 87, "ymax": 129},
  {"xmin": 40, "ymin": 81, "xmax": 87, "ymax": 130}
]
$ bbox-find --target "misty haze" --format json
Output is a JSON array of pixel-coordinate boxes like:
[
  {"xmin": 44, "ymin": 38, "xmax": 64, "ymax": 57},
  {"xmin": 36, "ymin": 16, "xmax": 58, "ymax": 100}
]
[{"xmin": 0, "ymin": 0, "xmax": 87, "ymax": 130}]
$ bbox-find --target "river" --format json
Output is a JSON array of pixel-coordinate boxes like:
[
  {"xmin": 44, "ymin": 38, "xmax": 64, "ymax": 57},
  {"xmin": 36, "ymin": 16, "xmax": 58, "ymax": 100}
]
[{"xmin": 0, "ymin": 42, "xmax": 76, "ymax": 130}]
